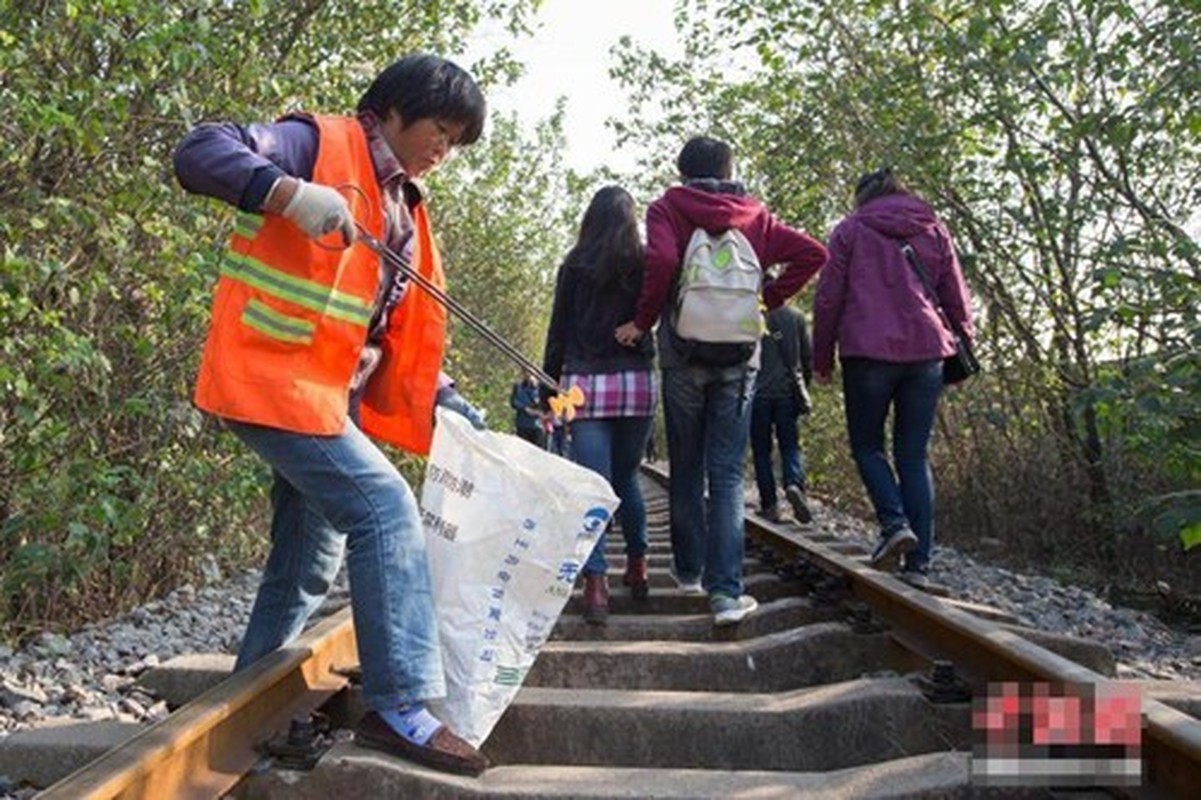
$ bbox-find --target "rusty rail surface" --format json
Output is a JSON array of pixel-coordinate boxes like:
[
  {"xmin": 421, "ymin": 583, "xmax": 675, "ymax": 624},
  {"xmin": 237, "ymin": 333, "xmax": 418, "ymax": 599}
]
[
  {"xmin": 641, "ymin": 463, "xmax": 1201, "ymax": 799},
  {"xmin": 752, "ymin": 518, "xmax": 1201, "ymax": 798},
  {"xmin": 39, "ymin": 609, "xmax": 358, "ymax": 800},
  {"xmin": 36, "ymin": 464, "xmax": 1201, "ymax": 799}
]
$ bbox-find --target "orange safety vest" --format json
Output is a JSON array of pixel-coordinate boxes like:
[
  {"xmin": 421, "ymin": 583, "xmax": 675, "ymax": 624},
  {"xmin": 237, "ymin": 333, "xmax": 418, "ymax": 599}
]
[{"xmin": 193, "ymin": 114, "xmax": 448, "ymax": 454}]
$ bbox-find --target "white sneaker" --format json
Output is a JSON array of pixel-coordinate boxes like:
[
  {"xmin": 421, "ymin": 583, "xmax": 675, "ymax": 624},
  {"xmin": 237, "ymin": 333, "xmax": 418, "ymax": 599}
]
[
  {"xmin": 899, "ymin": 570, "xmax": 932, "ymax": 590},
  {"xmin": 670, "ymin": 567, "xmax": 705, "ymax": 595},
  {"xmin": 711, "ymin": 594, "xmax": 758, "ymax": 626},
  {"xmin": 870, "ymin": 527, "xmax": 918, "ymax": 571}
]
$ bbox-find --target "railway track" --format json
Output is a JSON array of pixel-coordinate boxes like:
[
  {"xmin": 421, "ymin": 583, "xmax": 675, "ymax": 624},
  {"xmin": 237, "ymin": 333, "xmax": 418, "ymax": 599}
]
[{"xmin": 33, "ymin": 466, "xmax": 1201, "ymax": 799}]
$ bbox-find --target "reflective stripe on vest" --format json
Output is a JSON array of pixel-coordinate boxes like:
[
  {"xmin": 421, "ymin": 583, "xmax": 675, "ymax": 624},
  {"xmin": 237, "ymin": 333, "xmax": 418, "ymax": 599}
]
[
  {"xmin": 193, "ymin": 114, "xmax": 447, "ymax": 454},
  {"xmin": 220, "ymin": 248, "xmax": 374, "ymax": 327}
]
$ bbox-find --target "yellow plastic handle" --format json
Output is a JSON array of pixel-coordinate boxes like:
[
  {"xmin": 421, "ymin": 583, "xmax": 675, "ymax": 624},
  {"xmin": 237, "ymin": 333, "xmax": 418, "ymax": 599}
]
[{"xmin": 547, "ymin": 385, "xmax": 586, "ymax": 422}]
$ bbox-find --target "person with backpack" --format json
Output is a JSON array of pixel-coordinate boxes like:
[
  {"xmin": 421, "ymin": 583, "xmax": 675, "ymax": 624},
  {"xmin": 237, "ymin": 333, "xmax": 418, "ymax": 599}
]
[
  {"xmin": 543, "ymin": 186, "xmax": 656, "ymax": 624},
  {"xmin": 172, "ymin": 54, "xmax": 490, "ymax": 775},
  {"xmin": 751, "ymin": 302, "xmax": 815, "ymax": 525},
  {"xmin": 615, "ymin": 137, "xmax": 828, "ymax": 625},
  {"xmin": 811, "ymin": 168, "xmax": 975, "ymax": 587}
]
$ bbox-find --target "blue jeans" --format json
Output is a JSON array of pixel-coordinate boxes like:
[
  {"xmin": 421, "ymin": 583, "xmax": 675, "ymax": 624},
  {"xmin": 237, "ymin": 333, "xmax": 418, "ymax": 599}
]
[
  {"xmin": 841, "ymin": 358, "xmax": 943, "ymax": 571},
  {"xmin": 570, "ymin": 416, "xmax": 654, "ymax": 576},
  {"xmin": 750, "ymin": 393, "xmax": 806, "ymax": 510},
  {"xmin": 661, "ymin": 365, "xmax": 756, "ymax": 598},
  {"xmin": 224, "ymin": 418, "xmax": 445, "ymax": 710}
]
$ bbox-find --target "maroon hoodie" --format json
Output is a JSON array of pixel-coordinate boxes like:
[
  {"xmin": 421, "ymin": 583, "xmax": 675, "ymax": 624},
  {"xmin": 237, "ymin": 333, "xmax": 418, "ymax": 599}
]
[
  {"xmin": 812, "ymin": 192, "xmax": 974, "ymax": 376},
  {"xmin": 633, "ymin": 182, "xmax": 828, "ymax": 368}
]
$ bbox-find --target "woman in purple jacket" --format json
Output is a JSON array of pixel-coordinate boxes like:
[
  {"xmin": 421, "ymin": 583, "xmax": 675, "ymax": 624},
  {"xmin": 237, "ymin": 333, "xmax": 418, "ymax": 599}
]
[{"xmin": 812, "ymin": 169, "xmax": 975, "ymax": 586}]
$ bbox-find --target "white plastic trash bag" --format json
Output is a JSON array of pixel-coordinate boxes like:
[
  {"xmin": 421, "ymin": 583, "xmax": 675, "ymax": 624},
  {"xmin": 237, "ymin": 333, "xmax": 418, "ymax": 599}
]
[{"xmin": 422, "ymin": 407, "xmax": 619, "ymax": 746}]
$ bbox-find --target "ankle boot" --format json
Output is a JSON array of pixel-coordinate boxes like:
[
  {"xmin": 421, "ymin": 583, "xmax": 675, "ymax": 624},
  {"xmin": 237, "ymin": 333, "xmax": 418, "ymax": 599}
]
[
  {"xmin": 622, "ymin": 555, "xmax": 649, "ymax": 600},
  {"xmin": 582, "ymin": 574, "xmax": 609, "ymax": 624}
]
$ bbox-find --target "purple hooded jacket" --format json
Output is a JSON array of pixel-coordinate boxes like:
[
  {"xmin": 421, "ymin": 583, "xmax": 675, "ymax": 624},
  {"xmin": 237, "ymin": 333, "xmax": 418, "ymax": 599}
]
[{"xmin": 812, "ymin": 192, "xmax": 974, "ymax": 376}]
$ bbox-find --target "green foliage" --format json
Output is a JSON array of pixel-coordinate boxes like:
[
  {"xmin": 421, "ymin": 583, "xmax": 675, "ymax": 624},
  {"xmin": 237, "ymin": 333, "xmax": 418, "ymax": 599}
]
[
  {"xmin": 1181, "ymin": 518, "xmax": 1201, "ymax": 552},
  {"xmin": 0, "ymin": 0, "xmax": 545, "ymax": 640},
  {"xmin": 3, "ymin": 0, "xmax": 1197, "ymax": 640},
  {"xmin": 610, "ymin": 0, "xmax": 1200, "ymax": 570},
  {"xmin": 429, "ymin": 104, "xmax": 586, "ymax": 430}
]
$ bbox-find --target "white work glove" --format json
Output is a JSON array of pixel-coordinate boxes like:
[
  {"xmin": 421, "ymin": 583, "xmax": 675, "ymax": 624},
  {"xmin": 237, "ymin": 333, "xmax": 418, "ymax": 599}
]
[{"xmin": 281, "ymin": 180, "xmax": 356, "ymax": 244}]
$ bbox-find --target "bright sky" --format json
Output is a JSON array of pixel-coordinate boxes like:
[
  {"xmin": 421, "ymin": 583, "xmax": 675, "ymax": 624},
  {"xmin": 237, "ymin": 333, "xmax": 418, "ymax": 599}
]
[{"xmin": 464, "ymin": 0, "xmax": 681, "ymax": 173}]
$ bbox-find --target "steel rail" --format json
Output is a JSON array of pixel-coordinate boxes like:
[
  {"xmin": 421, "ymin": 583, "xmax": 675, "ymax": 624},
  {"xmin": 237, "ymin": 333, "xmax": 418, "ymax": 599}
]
[
  {"xmin": 35, "ymin": 465, "xmax": 1201, "ymax": 798},
  {"xmin": 39, "ymin": 608, "xmax": 358, "ymax": 800},
  {"xmin": 753, "ymin": 519, "xmax": 1201, "ymax": 799},
  {"xmin": 641, "ymin": 464, "xmax": 1201, "ymax": 798}
]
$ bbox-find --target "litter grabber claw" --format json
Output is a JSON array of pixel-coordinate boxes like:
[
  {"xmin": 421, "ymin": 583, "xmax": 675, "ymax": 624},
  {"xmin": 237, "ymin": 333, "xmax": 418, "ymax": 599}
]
[{"xmin": 547, "ymin": 385, "xmax": 585, "ymax": 422}]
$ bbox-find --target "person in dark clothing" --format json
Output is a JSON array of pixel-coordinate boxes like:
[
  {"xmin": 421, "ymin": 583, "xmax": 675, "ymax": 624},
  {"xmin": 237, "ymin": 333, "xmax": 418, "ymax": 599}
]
[
  {"xmin": 543, "ymin": 186, "xmax": 656, "ymax": 623},
  {"xmin": 615, "ymin": 136, "xmax": 828, "ymax": 626},
  {"xmin": 643, "ymin": 429, "xmax": 659, "ymax": 463},
  {"xmin": 751, "ymin": 303, "xmax": 814, "ymax": 524},
  {"xmin": 546, "ymin": 415, "xmax": 569, "ymax": 456},
  {"xmin": 509, "ymin": 372, "xmax": 546, "ymax": 448},
  {"xmin": 812, "ymin": 168, "xmax": 975, "ymax": 587}
]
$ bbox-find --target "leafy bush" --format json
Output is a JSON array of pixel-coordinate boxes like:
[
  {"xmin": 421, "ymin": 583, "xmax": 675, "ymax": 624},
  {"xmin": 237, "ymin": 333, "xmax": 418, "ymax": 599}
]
[{"xmin": 0, "ymin": 0, "xmax": 550, "ymax": 641}]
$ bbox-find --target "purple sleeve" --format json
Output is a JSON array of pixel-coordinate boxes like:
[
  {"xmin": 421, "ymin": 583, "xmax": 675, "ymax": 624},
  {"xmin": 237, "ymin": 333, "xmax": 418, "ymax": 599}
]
[
  {"xmin": 172, "ymin": 118, "xmax": 319, "ymax": 212},
  {"xmin": 811, "ymin": 221, "xmax": 851, "ymax": 375}
]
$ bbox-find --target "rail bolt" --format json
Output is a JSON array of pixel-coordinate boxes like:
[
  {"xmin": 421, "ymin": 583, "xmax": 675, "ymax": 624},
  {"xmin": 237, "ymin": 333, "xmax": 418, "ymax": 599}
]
[
  {"xmin": 260, "ymin": 714, "xmax": 330, "ymax": 770},
  {"xmin": 917, "ymin": 659, "xmax": 972, "ymax": 704}
]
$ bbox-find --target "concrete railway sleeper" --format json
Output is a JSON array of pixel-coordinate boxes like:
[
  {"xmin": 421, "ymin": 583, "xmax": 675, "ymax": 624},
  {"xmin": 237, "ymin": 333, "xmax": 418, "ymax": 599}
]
[{"xmin": 25, "ymin": 468, "xmax": 1201, "ymax": 799}]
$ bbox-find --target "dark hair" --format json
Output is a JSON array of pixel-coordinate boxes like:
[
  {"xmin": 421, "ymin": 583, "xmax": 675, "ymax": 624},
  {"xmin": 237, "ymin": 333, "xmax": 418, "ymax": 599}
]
[
  {"xmin": 357, "ymin": 54, "xmax": 486, "ymax": 145},
  {"xmin": 677, "ymin": 136, "xmax": 733, "ymax": 181},
  {"xmin": 562, "ymin": 186, "xmax": 644, "ymax": 290},
  {"xmin": 853, "ymin": 168, "xmax": 906, "ymax": 208}
]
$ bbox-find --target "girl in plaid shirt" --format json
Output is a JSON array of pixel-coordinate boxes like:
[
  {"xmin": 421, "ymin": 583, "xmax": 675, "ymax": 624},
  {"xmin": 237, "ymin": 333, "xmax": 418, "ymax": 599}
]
[{"xmin": 542, "ymin": 186, "xmax": 657, "ymax": 623}]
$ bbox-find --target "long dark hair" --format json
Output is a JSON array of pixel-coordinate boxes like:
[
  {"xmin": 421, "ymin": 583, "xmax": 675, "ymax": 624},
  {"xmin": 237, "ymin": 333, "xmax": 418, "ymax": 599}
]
[{"xmin": 561, "ymin": 186, "xmax": 644, "ymax": 289}]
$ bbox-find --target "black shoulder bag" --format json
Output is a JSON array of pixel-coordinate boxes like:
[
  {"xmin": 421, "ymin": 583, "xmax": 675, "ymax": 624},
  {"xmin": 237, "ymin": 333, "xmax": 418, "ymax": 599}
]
[
  {"xmin": 769, "ymin": 310, "xmax": 812, "ymax": 414},
  {"xmin": 898, "ymin": 241, "xmax": 980, "ymax": 385}
]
